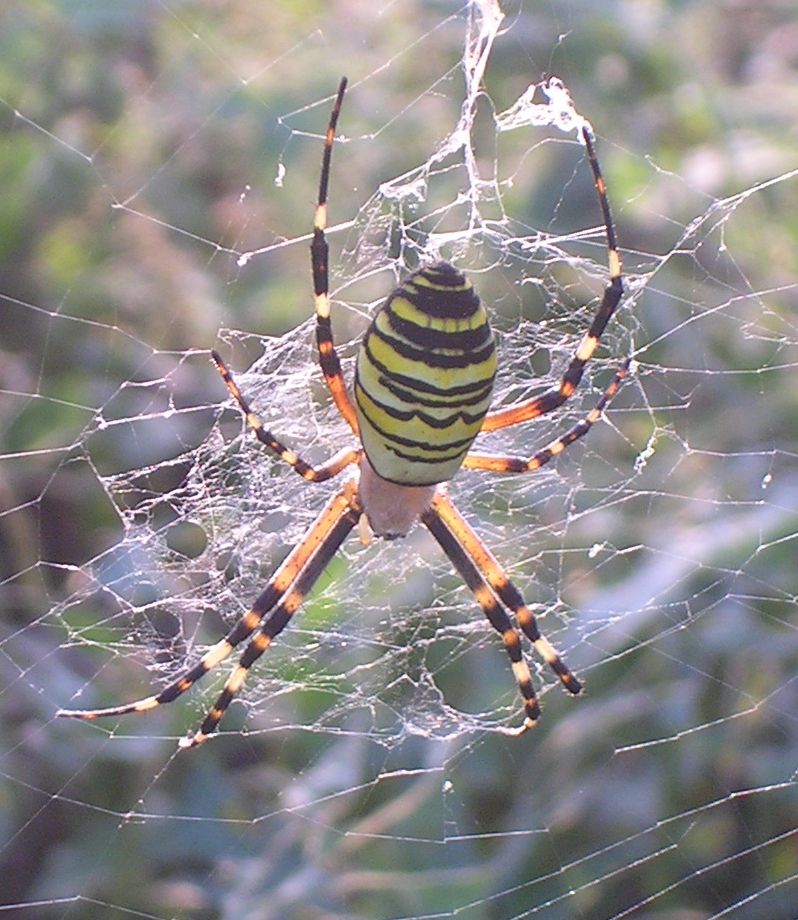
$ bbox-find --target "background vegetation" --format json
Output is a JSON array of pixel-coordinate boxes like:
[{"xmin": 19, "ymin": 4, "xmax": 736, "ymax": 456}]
[{"xmin": 1, "ymin": 1, "xmax": 796, "ymax": 918}]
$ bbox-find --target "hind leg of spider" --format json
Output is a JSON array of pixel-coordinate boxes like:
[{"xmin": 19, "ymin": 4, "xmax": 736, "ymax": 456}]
[
  {"xmin": 464, "ymin": 359, "xmax": 630, "ymax": 473},
  {"xmin": 482, "ymin": 126, "xmax": 623, "ymax": 433},
  {"xmin": 211, "ymin": 350, "xmax": 360, "ymax": 482},
  {"xmin": 426, "ymin": 491, "xmax": 582, "ymax": 700},
  {"xmin": 57, "ymin": 482, "xmax": 361, "ymax": 732},
  {"xmin": 183, "ymin": 487, "xmax": 361, "ymax": 747},
  {"xmin": 422, "ymin": 505, "xmax": 545, "ymax": 733}
]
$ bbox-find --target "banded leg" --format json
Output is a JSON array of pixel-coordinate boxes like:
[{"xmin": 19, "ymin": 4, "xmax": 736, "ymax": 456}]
[
  {"xmin": 422, "ymin": 505, "xmax": 545, "ymax": 733},
  {"xmin": 183, "ymin": 488, "xmax": 361, "ymax": 747},
  {"xmin": 428, "ymin": 490, "xmax": 582, "ymax": 699},
  {"xmin": 58, "ymin": 481, "xmax": 361, "ymax": 738},
  {"xmin": 212, "ymin": 350, "xmax": 360, "ymax": 482},
  {"xmin": 482, "ymin": 126, "xmax": 623, "ymax": 433},
  {"xmin": 463, "ymin": 358, "xmax": 630, "ymax": 473},
  {"xmin": 310, "ymin": 76, "xmax": 359, "ymax": 436}
]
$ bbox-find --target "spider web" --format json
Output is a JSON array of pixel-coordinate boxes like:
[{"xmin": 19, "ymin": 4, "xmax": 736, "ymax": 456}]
[{"xmin": 2, "ymin": 1, "xmax": 797, "ymax": 918}]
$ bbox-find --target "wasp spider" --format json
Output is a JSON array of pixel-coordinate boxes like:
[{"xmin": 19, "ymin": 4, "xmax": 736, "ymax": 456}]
[{"xmin": 59, "ymin": 77, "xmax": 627, "ymax": 747}]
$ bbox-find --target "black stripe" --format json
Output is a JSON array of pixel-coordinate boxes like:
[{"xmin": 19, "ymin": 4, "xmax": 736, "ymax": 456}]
[
  {"xmin": 157, "ymin": 662, "xmax": 208, "ymax": 704},
  {"xmin": 361, "ymin": 339, "xmax": 496, "ymax": 396},
  {"xmin": 380, "ymin": 443, "xmax": 469, "ymax": 466},
  {"xmin": 369, "ymin": 324, "xmax": 495, "ymax": 369},
  {"xmin": 588, "ymin": 277, "xmax": 623, "ymax": 337},
  {"xmin": 415, "ymin": 261, "xmax": 468, "ymax": 285},
  {"xmin": 356, "ymin": 382, "xmax": 487, "ymax": 430},
  {"xmin": 377, "ymin": 375, "xmax": 493, "ymax": 409},
  {"xmin": 380, "ymin": 262, "xmax": 483, "ymax": 321},
  {"xmin": 401, "ymin": 281, "xmax": 481, "ymax": 320},
  {"xmin": 316, "ymin": 316, "xmax": 344, "ymax": 377},
  {"xmin": 384, "ymin": 303, "xmax": 492, "ymax": 351},
  {"xmin": 357, "ymin": 400, "xmax": 476, "ymax": 452},
  {"xmin": 311, "ymin": 229, "xmax": 328, "ymax": 296}
]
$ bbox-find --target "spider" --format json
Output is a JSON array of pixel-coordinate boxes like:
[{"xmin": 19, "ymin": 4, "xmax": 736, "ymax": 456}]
[{"xmin": 59, "ymin": 77, "xmax": 627, "ymax": 748}]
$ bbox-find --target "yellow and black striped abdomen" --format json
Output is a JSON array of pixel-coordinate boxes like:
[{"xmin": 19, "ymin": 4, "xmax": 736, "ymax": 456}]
[{"xmin": 354, "ymin": 261, "xmax": 496, "ymax": 485}]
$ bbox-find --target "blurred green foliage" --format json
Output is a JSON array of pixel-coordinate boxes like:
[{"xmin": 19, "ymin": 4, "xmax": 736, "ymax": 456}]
[{"xmin": 1, "ymin": 1, "xmax": 797, "ymax": 918}]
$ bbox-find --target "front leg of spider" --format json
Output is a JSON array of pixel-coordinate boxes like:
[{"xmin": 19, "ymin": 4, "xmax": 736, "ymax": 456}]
[{"xmin": 58, "ymin": 76, "xmax": 625, "ymax": 745}]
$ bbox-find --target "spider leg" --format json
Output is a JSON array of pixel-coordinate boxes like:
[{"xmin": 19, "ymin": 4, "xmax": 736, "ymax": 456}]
[
  {"xmin": 482, "ymin": 126, "xmax": 623, "ymax": 433},
  {"xmin": 463, "ymin": 358, "xmax": 629, "ymax": 473},
  {"xmin": 211, "ymin": 350, "xmax": 360, "ymax": 481},
  {"xmin": 422, "ymin": 502, "xmax": 542, "ymax": 733},
  {"xmin": 57, "ymin": 482, "xmax": 361, "ymax": 742},
  {"xmin": 182, "ymin": 482, "xmax": 361, "ymax": 747},
  {"xmin": 426, "ymin": 490, "xmax": 582, "ymax": 705},
  {"xmin": 310, "ymin": 76, "xmax": 359, "ymax": 436}
]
